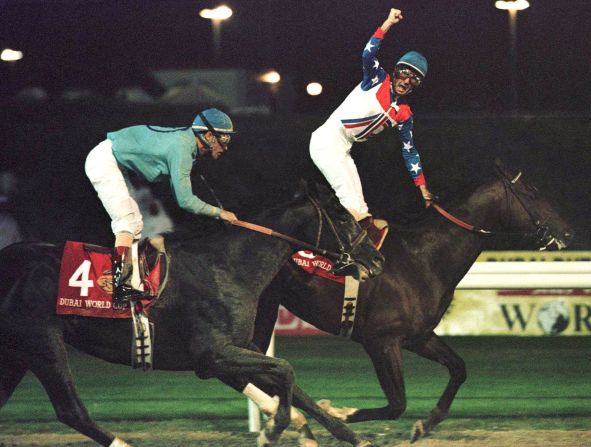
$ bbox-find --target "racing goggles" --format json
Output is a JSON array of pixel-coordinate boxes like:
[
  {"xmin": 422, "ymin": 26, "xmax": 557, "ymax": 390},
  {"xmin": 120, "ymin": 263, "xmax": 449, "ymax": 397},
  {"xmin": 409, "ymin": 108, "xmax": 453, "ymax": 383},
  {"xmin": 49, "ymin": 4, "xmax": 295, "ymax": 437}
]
[
  {"xmin": 198, "ymin": 112, "xmax": 232, "ymax": 147},
  {"xmin": 394, "ymin": 67, "xmax": 423, "ymax": 88},
  {"xmin": 216, "ymin": 133, "xmax": 232, "ymax": 146}
]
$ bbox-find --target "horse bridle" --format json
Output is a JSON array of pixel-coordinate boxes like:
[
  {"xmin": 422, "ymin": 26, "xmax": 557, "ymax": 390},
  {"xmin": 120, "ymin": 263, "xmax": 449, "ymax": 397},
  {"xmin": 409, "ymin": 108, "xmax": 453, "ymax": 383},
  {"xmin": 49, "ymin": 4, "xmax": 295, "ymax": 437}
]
[
  {"xmin": 431, "ymin": 169, "xmax": 556, "ymax": 249},
  {"xmin": 499, "ymin": 170, "xmax": 555, "ymax": 248}
]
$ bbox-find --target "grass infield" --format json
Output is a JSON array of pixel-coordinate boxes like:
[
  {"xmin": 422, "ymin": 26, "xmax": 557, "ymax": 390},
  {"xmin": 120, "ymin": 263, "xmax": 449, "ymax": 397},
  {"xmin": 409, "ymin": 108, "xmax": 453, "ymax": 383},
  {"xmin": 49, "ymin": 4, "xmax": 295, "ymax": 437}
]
[{"xmin": 1, "ymin": 336, "xmax": 589, "ymax": 438}]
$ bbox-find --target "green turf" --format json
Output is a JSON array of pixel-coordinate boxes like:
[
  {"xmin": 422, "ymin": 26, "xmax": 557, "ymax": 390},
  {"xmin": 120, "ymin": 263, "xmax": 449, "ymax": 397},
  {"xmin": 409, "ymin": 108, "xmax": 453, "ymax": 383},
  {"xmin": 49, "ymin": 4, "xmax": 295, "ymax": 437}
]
[{"xmin": 1, "ymin": 336, "xmax": 590, "ymax": 435}]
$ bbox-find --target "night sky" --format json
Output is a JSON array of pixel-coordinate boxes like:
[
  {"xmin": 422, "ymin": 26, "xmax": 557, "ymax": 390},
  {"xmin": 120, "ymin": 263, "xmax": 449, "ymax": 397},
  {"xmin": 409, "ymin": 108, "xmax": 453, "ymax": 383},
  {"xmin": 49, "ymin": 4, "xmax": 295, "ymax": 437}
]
[{"xmin": 2, "ymin": 0, "xmax": 590, "ymax": 112}]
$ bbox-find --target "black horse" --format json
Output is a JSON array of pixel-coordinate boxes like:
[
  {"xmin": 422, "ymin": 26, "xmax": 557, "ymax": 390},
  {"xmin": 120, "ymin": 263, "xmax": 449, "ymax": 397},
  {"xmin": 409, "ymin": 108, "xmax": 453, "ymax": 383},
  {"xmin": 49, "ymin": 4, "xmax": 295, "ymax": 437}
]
[
  {"xmin": 0, "ymin": 182, "xmax": 384, "ymax": 447},
  {"xmin": 252, "ymin": 159, "xmax": 573, "ymax": 441}
]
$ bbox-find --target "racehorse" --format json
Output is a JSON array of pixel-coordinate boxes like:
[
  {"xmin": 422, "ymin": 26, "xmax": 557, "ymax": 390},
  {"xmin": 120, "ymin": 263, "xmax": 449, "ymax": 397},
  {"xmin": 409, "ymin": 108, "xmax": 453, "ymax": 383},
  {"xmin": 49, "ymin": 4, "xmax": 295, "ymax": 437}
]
[
  {"xmin": 252, "ymin": 159, "xmax": 573, "ymax": 441},
  {"xmin": 0, "ymin": 182, "xmax": 385, "ymax": 447}
]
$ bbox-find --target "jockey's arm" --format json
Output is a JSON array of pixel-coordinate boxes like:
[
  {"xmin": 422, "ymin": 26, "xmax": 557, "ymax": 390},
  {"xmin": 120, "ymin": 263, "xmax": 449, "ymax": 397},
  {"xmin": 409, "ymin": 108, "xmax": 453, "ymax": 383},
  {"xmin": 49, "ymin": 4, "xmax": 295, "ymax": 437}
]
[
  {"xmin": 168, "ymin": 151, "xmax": 221, "ymax": 218},
  {"xmin": 397, "ymin": 117, "xmax": 427, "ymax": 189},
  {"xmin": 361, "ymin": 9, "xmax": 403, "ymax": 88},
  {"xmin": 398, "ymin": 118, "xmax": 434, "ymax": 202}
]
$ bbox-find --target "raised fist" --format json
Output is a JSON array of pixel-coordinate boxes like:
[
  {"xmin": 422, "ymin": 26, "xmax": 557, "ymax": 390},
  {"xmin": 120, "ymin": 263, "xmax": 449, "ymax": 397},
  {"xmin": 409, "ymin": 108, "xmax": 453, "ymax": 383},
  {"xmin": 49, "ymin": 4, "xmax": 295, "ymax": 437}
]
[{"xmin": 386, "ymin": 8, "xmax": 403, "ymax": 25}]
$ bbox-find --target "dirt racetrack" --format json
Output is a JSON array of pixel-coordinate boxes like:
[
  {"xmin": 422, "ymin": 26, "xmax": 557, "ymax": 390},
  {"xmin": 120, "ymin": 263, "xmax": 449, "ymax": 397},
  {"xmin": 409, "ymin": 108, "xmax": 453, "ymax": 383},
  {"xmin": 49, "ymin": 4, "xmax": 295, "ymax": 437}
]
[{"xmin": 1, "ymin": 428, "xmax": 590, "ymax": 447}]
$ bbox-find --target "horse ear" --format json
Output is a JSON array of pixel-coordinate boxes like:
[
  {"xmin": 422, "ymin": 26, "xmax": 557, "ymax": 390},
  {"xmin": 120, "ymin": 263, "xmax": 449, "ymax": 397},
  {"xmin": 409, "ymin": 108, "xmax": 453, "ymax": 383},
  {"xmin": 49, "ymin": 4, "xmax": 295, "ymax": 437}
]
[
  {"xmin": 494, "ymin": 158, "xmax": 511, "ymax": 177},
  {"xmin": 494, "ymin": 158, "xmax": 522, "ymax": 182},
  {"xmin": 494, "ymin": 157, "xmax": 506, "ymax": 171},
  {"xmin": 299, "ymin": 178, "xmax": 310, "ymax": 193},
  {"xmin": 293, "ymin": 178, "xmax": 309, "ymax": 200}
]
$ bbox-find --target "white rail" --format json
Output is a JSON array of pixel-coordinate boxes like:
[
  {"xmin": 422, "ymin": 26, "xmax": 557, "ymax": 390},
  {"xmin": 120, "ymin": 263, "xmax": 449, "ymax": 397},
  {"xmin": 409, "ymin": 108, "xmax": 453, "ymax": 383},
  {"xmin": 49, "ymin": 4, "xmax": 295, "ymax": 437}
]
[{"xmin": 457, "ymin": 261, "xmax": 591, "ymax": 289}]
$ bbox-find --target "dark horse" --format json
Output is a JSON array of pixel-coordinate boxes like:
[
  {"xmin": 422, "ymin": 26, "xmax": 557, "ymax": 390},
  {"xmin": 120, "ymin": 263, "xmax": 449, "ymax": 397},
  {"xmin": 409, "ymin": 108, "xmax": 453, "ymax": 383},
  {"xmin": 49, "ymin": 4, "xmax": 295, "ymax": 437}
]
[
  {"xmin": 253, "ymin": 159, "xmax": 573, "ymax": 441},
  {"xmin": 0, "ymin": 182, "xmax": 384, "ymax": 447}
]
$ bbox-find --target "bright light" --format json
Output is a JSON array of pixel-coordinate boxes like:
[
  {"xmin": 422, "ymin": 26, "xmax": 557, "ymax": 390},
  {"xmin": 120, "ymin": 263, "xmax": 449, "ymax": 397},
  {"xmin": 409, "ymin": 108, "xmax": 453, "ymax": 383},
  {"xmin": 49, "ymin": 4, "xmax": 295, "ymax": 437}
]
[
  {"xmin": 306, "ymin": 82, "xmax": 323, "ymax": 96},
  {"xmin": 258, "ymin": 70, "xmax": 281, "ymax": 84},
  {"xmin": 1, "ymin": 48, "xmax": 23, "ymax": 62},
  {"xmin": 495, "ymin": 0, "xmax": 530, "ymax": 11},
  {"xmin": 199, "ymin": 5, "xmax": 233, "ymax": 20}
]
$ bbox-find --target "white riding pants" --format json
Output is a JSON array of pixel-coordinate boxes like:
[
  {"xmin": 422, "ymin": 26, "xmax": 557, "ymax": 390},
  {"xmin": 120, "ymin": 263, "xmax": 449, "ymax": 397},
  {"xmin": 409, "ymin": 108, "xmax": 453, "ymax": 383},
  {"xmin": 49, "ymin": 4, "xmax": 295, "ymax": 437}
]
[
  {"xmin": 85, "ymin": 140, "xmax": 143, "ymax": 239},
  {"xmin": 309, "ymin": 120, "xmax": 369, "ymax": 218}
]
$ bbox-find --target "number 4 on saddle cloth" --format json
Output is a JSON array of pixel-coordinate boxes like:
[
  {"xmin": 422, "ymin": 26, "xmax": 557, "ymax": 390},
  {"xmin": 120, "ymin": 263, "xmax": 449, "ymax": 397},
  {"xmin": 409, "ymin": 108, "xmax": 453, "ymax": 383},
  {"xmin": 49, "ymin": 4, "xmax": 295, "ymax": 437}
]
[
  {"xmin": 56, "ymin": 239, "xmax": 166, "ymax": 318},
  {"xmin": 291, "ymin": 217, "xmax": 388, "ymax": 283}
]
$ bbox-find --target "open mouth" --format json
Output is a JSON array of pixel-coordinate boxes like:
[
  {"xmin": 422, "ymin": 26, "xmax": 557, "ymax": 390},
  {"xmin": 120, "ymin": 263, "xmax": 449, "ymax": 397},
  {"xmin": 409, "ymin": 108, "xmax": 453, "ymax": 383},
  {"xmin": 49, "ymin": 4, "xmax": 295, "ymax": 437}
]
[{"xmin": 396, "ymin": 83, "xmax": 411, "ymax": 94}]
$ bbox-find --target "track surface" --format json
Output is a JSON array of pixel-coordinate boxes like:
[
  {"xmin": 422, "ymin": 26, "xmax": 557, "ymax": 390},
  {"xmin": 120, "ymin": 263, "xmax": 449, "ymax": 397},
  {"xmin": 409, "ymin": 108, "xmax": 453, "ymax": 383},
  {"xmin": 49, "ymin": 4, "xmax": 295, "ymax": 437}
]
[{"xmin": 1, "ymin": 337, "xmax": 589, "ymax": 446}]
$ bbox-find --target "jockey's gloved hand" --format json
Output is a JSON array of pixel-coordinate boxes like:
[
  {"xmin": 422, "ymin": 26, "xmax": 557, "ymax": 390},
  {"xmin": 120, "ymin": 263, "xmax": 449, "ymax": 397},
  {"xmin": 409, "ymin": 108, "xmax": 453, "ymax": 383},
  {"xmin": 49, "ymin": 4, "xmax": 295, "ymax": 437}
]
[{"xmin": 219, "ymin": 209, "xmax": 238, "ymax": 223}]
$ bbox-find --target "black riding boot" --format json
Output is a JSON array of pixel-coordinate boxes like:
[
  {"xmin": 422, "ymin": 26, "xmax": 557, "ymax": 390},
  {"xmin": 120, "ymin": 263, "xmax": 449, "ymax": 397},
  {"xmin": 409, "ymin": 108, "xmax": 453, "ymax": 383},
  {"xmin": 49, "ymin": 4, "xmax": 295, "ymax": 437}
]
[{"xmin": 112, "ymin": 246, "xmax": 145, "ymax": 304}]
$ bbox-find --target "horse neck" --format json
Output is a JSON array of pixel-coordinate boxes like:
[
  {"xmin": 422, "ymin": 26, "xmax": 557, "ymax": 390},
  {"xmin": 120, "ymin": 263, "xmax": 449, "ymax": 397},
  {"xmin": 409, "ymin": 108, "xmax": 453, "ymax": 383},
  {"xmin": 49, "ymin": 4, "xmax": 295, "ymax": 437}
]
[
  {"xmin": 420, "ymin": 180, "xmax": 506, "ymax": 288},
  {"xmin": 234, "ymin": 201, "xmax": 319, "ymax": 281}
]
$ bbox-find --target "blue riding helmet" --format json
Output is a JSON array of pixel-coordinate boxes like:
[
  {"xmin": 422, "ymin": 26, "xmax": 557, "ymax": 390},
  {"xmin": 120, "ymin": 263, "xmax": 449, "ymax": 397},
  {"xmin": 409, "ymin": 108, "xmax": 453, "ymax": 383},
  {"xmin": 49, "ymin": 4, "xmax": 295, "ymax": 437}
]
[
  {"xmin": 192, "ymin": 108, "xmax": 236, "ymax": 134},
  {"xmin": 396, "ymin": 51, "xmax": 428, "ymax": 78}
]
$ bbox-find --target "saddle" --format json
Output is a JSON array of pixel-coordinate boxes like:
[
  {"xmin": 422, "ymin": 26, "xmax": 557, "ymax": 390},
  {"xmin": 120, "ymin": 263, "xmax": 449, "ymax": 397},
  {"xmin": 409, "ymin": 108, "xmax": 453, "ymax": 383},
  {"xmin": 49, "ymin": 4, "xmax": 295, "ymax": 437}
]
[
  {"xmin": 56, "ymin": 237, "xmax": 168, "ymax": 318},
  {"xmin": 290, "ymin": 217, "xmax": 388, "ymax": 283}
]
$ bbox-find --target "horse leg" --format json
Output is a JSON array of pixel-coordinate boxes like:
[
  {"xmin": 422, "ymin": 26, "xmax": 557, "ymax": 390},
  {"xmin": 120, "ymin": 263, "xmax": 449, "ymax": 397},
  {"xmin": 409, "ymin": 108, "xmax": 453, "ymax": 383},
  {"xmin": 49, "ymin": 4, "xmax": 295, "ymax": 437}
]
[
  {"xmin": 195, "ymin": 344, "xmax": 295, "ymax": 446},
  {"xmin": 0, "ymin": 353, "xmax": 28, "ymax": 407},
  {"xmin": 240, "ymin": 382, "xmax": 319, "ymax": 447},
  {"xmin": 222, "ymin": 341, "xmax": 371, "ymax": 447},
  {"xmin": 291, "ymin": 383, "xmax": 372, "ymax": 447},
  {"xmin": 244, "ymin": 379, "xmax": 371, "ymax": 447},
  {"xmin": 27, "ymin": 329, "xmax": 131, "ymax": 447},
  {"xmin": 406, "ymin": 332, "xmax": 467, "ymax": 442},
  {"xmin": 253, "ymin": 280, "xmax": 281, "ymax": 353},
  {"xmin": 335, "ymin": 335, "xmax": 407, "ymax": 423}
]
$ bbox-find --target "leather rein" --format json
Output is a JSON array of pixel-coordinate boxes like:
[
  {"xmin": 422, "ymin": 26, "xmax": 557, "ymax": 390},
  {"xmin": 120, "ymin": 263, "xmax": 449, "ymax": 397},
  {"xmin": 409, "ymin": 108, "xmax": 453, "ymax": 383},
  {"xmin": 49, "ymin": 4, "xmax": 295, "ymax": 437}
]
[
  {"xmin": 197, "ymin": 173, "xmax": 364, "ymax": 262},
  {"xmin": 428, "ymin": 170, "xmax": 553, "ymax": 246},
  {"xmin": 231, "ymin": 193, "xmax": 366, "ymax": 264}
]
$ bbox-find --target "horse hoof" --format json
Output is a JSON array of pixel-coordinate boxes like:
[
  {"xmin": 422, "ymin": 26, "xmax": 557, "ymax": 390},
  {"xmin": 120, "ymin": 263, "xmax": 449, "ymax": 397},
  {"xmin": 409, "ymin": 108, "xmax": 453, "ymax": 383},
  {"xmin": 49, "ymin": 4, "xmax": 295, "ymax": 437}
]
[
  {"xmin": 257, "ymin": 430, "xmax": 272, "ymax": 447},
  {"xmin": 109, "ymin": 437, "xmax": 133, "ymax": 447},
  {"xmin": 410, "ymin": 420, "xmax": 425, "ymax": 443},
  {"xmin": 299, "ymin": 439, "xmax": 319, "ymax": 447},
  {"xmin": 317, "ymin": 399, "xmax": 358, "ymax": 421},
  {"xmin": 298, "ymin": 423, "xmax": 318, "ymax": 447}
]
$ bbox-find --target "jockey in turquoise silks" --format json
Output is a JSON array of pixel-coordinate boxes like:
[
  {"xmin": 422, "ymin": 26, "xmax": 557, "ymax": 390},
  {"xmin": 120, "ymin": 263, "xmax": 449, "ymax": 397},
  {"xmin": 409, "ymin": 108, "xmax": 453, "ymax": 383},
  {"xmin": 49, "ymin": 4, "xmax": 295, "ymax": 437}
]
[{"xmin": 85, "ymin": 108, "xmax": 238, "ymax": 304}]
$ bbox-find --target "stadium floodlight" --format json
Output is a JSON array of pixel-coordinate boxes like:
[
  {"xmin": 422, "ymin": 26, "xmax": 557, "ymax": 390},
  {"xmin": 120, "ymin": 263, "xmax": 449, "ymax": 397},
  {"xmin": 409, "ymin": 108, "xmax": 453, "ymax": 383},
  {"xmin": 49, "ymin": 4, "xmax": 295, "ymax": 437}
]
[
  {"xmin": 306, "ymin": 82, "xmax": 323, "ymax": 96},
  {"xmin": 199, "ymin": 5, "xmax": 233, "ymax": 20},
  {"xmin": 199, "ymin": 5, "xmax": 233, "ymax": 62},
  {"xmin": 258, "ymin": 70, "xmax": 281, "ymax": 84},
  {"xmin": 495, "ymin": 0, "xmax": 530, "ymax": 11},
  {"xmin": 495, "ymin": 0, "xmax": 530, "ymax": 113},
  {"xmin": 1, "ymin": 48, "xmax": 23, "ymax": 62}
]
